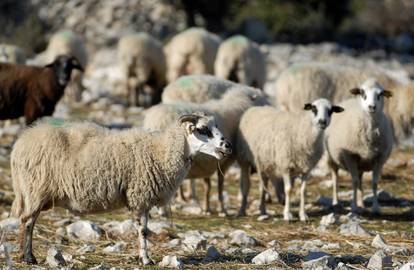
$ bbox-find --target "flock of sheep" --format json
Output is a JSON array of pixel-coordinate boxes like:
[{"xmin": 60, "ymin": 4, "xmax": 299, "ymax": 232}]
[{"xmin": 0, "ymin": 27, "xmax": 413, "ymax": 266}]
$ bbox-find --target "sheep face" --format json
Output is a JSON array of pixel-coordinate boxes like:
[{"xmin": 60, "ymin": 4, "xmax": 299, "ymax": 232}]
[
  {"xmin": 304, "ymin": 98, "xmax": 344, "ymax": 130},
  {"xmin": 350, "ymin": 78, "xmax": 392, "ymax": 114},
  {"xmin": 45, "ymin": 55, "xmax": 84, "ymax": 87},
  {"xmin": 179, "ymin": 114, "xmax": 232, "ymax": 160}
]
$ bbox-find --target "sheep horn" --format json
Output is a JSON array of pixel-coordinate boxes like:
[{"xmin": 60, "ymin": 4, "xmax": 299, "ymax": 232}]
[{"xmin": 178, "ymin": 114, "xmax": 200, "ymax": 124}]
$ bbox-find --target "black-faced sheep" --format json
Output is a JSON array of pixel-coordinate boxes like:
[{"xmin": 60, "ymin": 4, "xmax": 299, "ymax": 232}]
[
  {"xmin": 0, "ymin": 55, "xmax": 83, "ymax": 124},
  {"xmin": 11, "ymin": 114, "xmax": 231, "ymax": 265},
  {"xmin": 44, "ymin": 30, "xmax": 88, "ymax": 103}
]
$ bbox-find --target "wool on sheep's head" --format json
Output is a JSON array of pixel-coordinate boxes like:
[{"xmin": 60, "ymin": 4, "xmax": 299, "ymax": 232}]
[{"xmin": 179, "ymin": 112, "xmax": 232, "ymax": 160}]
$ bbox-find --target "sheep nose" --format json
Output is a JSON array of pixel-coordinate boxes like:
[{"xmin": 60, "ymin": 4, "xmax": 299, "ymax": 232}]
[
  {"xmin": 318, "ymin": 119, "xmax": 327, "ymax": 125},
  {"xmin": 368, "ymin": 105, "xmax": 376, "ymax": 111}
]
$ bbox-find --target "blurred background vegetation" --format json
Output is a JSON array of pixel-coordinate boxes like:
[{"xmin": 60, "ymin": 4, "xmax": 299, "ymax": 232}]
[{"xmin": 1, "ymin": 0, "xmax": 414, "ymax": 54}]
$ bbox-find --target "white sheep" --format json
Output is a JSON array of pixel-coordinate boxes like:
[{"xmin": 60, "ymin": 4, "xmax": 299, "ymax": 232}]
[
  {"xmin": 10, "ymin": 114, "xmax": 231, "ymax": 265},
  {"xmin": 44, "ymin": 30, "xmax": 88, "ymax": 103},
  {"xmin": 214, "ymin": 35, "xmax": 266, "ymax": 89},
  {"xmin": 325, "ymin": 78, "xmax": 393, "ymax": 214},
  {"xmin": 118, "ymin": 32, "xmax": 166, "ymax": 107},
  {"xmin": 144, "ymin": 86, "xmax": 268, "ymax": 215},
  {"xmin": 164, "ymin": 27, "xmax": 221, "ymax": 83},
  {"xmin": 162, "ymin": 74, "xmax": 237, "ymax": 104},
  {"xmin": 0, "ymin": 44, "xmax": 26, "ymax": 64},
  {"xmin": 236, "ymin": 99, "xmax": 344, "ymax": 221},
  {"xmin": 274, "ymin": 62, "xmax": 414, "ymax": 143}
]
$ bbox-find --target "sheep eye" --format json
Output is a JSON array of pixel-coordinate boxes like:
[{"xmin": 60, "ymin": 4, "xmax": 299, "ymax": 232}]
[
  {"xmin": 311, "ymin": 107, "xmax": 318, "ymax": 115},
  {"xmin": 197, "ymin": 127, "xmax": 212, "ymax": 137},
  {"xmin": 328, "ymin": 109, "xmax": 333, "ymax": 116},
  {"xmin": 361, "ymin": 92, "xmax": 366, "ymax": 100}
]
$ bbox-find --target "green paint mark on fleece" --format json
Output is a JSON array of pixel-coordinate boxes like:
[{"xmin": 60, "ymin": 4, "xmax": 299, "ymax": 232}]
[
  {"xmin": 47, "ymin": 118, "xmax": 68, "ymax": 127},
  {"xmin": 59, "ymin": 30, "xmax": 74, "ymax": 42},
  {"xmin": 178, "ymin": 76, "xmax": 193, "ymax": 87},
  {"xmin": 230, "ymin": 35, "xmax": 248, "ymax": 45}
]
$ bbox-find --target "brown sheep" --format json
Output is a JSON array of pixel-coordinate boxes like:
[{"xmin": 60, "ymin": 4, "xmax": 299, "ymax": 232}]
[{"xmin": 0, "ymin": 55, "xmax": 83, "ymax": 124}]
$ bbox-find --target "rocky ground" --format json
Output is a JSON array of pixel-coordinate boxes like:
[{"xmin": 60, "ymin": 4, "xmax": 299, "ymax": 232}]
[{"xmin": 0, "ymin": 43, "xmax": 414, "ymax": 269}]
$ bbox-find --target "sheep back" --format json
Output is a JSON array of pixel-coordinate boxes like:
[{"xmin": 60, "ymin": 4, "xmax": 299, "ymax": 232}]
[
  {"xmin": 215, "ymin": 35, "xmax": 266, "ymax": 88},
  {"xmin": 161, "ymin": 75, "xmax": 237, "ymax": 103},
  {"xmin": 237, "ymin": 106, "xmax": 324, "ymax": 176},
  {"xmin": 164, "ymin": 28, "xmax": 221, "ymax": 83}
]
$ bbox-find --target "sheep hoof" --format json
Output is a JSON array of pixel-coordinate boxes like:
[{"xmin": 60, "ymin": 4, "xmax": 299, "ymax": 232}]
[
  {"xmin": 299, "ymin": 213, "xmax": 309, "ymax": 222},
  {"xmin": 283, "ymin": 212, "xmax": 293, "ymax": 222},
  {"xmin": 140, "ymin": 257, "xmax": 155, "ymax": 265},
  {"xmin": 237, "ymin": 210, "xmax": 247, "ymax": 217},
  {"xmin": 203, "ymin": 209, "xmax": 212, "ymax": 216},
  {"xmin": 22, "ymin": 253, "xmax": 38, "ymax": 264},
  {"xmin": 218, "ymin": 210, "xmax": 228, "ymax": 217}
]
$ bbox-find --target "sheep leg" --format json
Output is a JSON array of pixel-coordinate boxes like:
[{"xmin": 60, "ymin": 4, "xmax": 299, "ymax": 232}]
[
  {"xmin": 258, "ymin": 171, "xmax": 269, "ymax": 216},
  {"xmin": 283, "ymin": 173, "xmax": 293, "ymax": 221},
  {"xmin": 350, "ymin": 169, "xmax": 363, "ymax": 213},
  {"xmin": 331, "ymin": 166, "xmax": 339, "ymax": 206},
  {"xmin": 271, "ymin": 177, "xmax": 285, "ymax": 204},
  {"xmin": 357, "ymin": 172, "xmax": 364, "ymax": 208},
  {"xmin": 299, "ymin": 177, "xmax": 309, "ymax": 222},
  {"xmin": 238, "ymin": 164, "xmax": 250, "ymax": 217},
  {"xmin": 371, "ymin": 166, "xmax": 382, "ymax": 215},
  {"xmin": 137, "ymin": 211, "xmax": 154, "ymax": 265},
  {"xmin": 19, "ymin": 211, "xmax": 40, "ymax": 264},
  {"xmin": 189, "ymin": 178, "xmax": 197, "ymax": 203},
  {"xmin": 217, "ymin": 171, "xmax": 228, "ymax": 216},
  {"xmin": 202, "ymin": 177, "xmax": 212, "ymax": 215}
]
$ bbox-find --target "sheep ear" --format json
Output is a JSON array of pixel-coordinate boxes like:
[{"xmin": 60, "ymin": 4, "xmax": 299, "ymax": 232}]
[
  {"xmin": 350, "ymin": 88, "xmax": 362, "ymax": 96},
  {"xmin": 383, "ymin": 90, "xmax": 393, "ymax": 98},
  {"xmin": 44, "ymin": 62, "xmax": 55, "ymax": 68},
  {"xmin": 332, "ymin": 106, "xmax": 344, "ymax": 113},
  {"xmin": 304, "ymin": 103, "xmax": 313, "ymax": 110},
  {"xmin": 70, "ymin": 57, "xmax": 84, "ymax": 72}
]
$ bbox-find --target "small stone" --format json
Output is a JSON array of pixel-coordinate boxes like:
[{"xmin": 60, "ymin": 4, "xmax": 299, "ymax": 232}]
[
  {"xmin": 303, "ymin": 252, "xmax": 337, "ymax": 270},
  {"xmin": 257, "ymin": 215, "xmax": 270, "ymax": 221},
  {"xmin": 103, "ymin": 220, "xmax": 137, "ymax": 237},
  {"xmin": 371, "ymin": 234, "xmax": 388, "ymax": 249},
  {"xmin": 182, "ymin": 234, "xmax": 207, "ymax": 252},
  {"xmin": 66, "ymin": 220, "xmax": 102, "ymax": 241},
  {"xmin": 53, "ymin": 218, "xmax": 72, "ymax": 227},
  {"xmin": 158, "ymin": 255, "xmax": 183, "ymax": 268},
  {"xmin": 77, "ymin": 244, "xmax": 96, "ymax": 254},
  {"xmin": 268, "ymin": 240, "xmax": 281, "ymax": 248},
  {"xmin": 322, "ymin": 243, "xmax": 340, "ymax": 250},
  {"xmin": 0, "ymin": 218, "xmax": 20, "ymax": 233},
  {"xmin": 103, "ymin": 241, "xmax": 126, "ymax": 253},
  {"xmin": 339, "ymin": 221, "xmax": 371, "ymax": 237},
  {"xmin": 204, "ymin": 245, "xmax": 221, "ymax": 261},
  {"xmin": 229, "ymin": 230, "xmax": 259, "ymax": 247},
  {"xmin": 46, "ymin": 247, "xmax": 66, "ymax": 268},
  {"xmin": 320, "ymin": 213, "xmax": 337, "ymax": 226},
  {"xmin": 252, "ymin": 248, "xmax": 280, "ymax": 265},
  {"xmin": 163, "ymin": 239, "xmax": 181, "ymax": 248},
  {"xmin": 148, "ymin": 219, "xmax": 173, "ymax": 234},
  {"xmin": 367, "ymin": 250, "xmax": 392, "ymax": 270}
]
